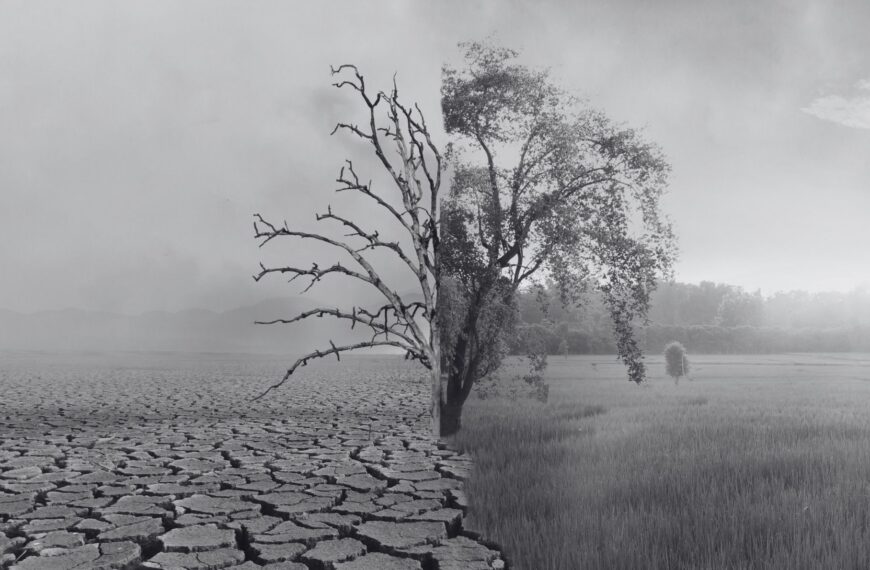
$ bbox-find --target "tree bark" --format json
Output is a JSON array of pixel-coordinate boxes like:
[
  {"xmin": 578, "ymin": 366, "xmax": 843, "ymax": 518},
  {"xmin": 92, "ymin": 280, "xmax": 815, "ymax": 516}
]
[
  {"xmin": 440, "ymin": 353, "xmax": 478, "ymax": 437},
  {"xmin": 440, "ymin": 391, "xmax": 465, "ymax": 437},
  {"xmin": 430, "ymin": 317, "xmax": 443, "ymax": 439},
  {"xmin": 431, "ymin": 364, "xmax": 442, "ymax": 438}
]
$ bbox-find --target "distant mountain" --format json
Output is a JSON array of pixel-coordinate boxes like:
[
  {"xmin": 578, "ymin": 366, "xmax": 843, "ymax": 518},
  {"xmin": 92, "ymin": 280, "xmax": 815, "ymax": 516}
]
[{"xmin": 0, "ymin": 298, "xmax": 377, "ymax": 354}]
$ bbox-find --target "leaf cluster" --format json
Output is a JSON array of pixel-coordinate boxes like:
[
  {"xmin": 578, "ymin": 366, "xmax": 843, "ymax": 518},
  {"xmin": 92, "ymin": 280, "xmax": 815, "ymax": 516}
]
[{"xmin": 440, "ymin": 41, "xmax": 677, "ymax": 385}]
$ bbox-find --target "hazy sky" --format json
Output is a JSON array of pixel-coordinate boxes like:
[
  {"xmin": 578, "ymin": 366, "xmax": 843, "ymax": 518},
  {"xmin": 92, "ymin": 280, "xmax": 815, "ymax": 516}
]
[{"xmin": 1, "ymin": 0, "xmax": 869, "ymax": 314}]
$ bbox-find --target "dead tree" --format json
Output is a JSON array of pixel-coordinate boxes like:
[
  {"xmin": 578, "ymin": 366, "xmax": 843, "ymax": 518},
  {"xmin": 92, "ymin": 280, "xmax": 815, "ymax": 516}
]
[{"xmin": 252, "ymin": 65, "xmax": 444, "ymax": 437}]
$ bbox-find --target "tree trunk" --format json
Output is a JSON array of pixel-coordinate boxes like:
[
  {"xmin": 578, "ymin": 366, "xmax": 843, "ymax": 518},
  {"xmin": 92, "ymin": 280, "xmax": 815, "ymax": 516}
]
[
  {"xmin": 430, "ymin": 365, "xmax": 442, "ymax": 439},
  {"xmin": 430, "ymin": 322, "xmax": 444, "ymax": 438},
  {"xmin": 439, "ymin": 364, "xmax": 473, "ymax": 436},
  {"xmin": 439, "ymin": 391, "xmax": 465, "ymax": 437}
]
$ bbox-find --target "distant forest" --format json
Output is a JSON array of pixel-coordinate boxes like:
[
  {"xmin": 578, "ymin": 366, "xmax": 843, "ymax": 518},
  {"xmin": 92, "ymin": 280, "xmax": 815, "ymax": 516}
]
[{"xmin": 514, "ymin": 282, "xmax": 870, "ymax": 355}]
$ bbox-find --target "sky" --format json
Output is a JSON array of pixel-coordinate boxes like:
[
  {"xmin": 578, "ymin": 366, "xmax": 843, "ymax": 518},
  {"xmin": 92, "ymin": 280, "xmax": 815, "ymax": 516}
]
[{"xmin": 1, "ymin": 0, "xmax": 868, "ymax": 314}]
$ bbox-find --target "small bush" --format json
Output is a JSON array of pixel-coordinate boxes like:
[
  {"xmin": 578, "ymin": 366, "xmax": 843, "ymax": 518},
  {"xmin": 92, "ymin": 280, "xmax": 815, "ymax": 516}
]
[{"xmin": 664, "ymin": 341, "xmax": 689, "ymax": 384}]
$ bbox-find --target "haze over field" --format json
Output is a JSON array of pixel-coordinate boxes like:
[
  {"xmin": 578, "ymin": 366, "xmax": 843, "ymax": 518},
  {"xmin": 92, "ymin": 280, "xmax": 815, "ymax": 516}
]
[
  {"xmin": 1, "ymin": 0, "xmax": 869, "ymax": 318},
  {"xmin": 0, "ymin": 297, "xmax": 374, "ymax": 354}
]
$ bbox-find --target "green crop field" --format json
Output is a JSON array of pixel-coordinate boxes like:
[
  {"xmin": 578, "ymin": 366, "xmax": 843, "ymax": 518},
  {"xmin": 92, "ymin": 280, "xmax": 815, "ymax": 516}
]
[{"xmin": 450, "ymin": 354, "xmax": 870, "ymax": 570}]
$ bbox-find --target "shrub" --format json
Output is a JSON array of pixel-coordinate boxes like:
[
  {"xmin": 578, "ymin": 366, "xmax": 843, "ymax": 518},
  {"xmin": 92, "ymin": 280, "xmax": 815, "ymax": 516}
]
[{"xmin": 664, "ymin": 341, "xmax": 689, "ymax": 384}]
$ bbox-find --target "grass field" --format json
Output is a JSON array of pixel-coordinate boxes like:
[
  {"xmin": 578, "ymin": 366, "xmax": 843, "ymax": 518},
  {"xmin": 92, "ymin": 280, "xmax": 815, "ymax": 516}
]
[{"xmin": 450, "ymin": 353, "xmax": 870, "ymax": 570}]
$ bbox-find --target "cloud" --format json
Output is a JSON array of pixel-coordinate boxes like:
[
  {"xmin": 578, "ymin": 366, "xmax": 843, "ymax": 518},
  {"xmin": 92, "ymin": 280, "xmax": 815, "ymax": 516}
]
[{"xmin": 802, "ymin": 79, "xmax": 870, "ymax": 129}]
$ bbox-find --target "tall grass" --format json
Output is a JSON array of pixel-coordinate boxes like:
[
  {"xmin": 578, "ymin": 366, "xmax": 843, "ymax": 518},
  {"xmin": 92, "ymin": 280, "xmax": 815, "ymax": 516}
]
[{"xmin": 450, "ymin": 354, "xmax": 870, "ymax": 570}]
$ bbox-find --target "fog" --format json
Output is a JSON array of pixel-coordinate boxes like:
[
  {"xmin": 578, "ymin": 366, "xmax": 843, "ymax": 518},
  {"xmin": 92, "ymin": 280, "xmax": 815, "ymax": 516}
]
[{"xmin": 2, "ymin": 0, "xmax": 869, "ymax": 316}]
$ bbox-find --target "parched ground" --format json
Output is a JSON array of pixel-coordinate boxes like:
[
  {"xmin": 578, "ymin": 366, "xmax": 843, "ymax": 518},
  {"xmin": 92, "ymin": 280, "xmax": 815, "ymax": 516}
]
[{"xmin": 0, "ymin": 352, "xmax": 504, "ymax": 570}]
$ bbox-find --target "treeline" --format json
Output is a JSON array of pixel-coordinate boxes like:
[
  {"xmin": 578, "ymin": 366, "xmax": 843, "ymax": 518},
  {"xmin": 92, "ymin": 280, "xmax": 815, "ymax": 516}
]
[
  {"xmin": 644, "ymin": 324, "xmax": 870, "ymax": 354},
  {"xmin": 512, "ymin": 282, "xmax": 870, "ymax": 355}
]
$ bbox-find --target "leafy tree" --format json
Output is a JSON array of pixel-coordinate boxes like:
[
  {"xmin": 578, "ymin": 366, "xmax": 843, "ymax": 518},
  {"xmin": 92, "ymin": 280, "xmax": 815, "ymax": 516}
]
[
  {"xmin": 715, "ymin": 289, "xmax": 764, "ymax": 327},
  {"xmin": 664, "ymin": 341, "xmax": 689, "ymax": 384},
  {"xmin": 649, "ymin": 281, "xmax": 733, "ymax": 326},
  {"xmin": 437, "ymin": 42, "xmax": 676, "ymax": 434}
]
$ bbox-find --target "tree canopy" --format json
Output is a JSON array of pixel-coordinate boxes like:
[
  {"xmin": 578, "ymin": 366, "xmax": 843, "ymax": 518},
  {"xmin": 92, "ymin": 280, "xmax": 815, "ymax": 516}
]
[{"xmin": 437, "ymin": 42, "xmax": 677, "ymax": 433}]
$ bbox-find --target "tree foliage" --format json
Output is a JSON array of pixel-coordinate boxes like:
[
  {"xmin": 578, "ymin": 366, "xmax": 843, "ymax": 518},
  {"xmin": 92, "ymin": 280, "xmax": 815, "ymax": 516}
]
[
  {"xmin": 664, "ymin": 341, "xmax": 689, "ymax": 383},
  {"xmin": 715, "ymin": 289, "xmax": 764, "ymax": 327},
  {"xmin": 437, "ymin": 42, "xmax": 676, "ymax": 432}
]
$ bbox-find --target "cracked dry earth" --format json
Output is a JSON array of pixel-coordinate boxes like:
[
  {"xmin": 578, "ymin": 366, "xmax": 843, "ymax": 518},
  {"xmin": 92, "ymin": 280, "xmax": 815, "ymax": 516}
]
[{"xmin": 0, "ymin": 352, "xmax": 504, "ymax": 570}]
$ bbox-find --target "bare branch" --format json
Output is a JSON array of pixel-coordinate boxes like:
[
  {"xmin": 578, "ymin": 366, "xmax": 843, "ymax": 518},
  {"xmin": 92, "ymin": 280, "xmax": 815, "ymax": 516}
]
[
  {"xmin": 252, "ymin": 64, "xmax": 443, "ymax": 420},
  {"xmin": 255, "ymin": 215, "xmax": 385, "ymax": 289},
  {"xmin": 255, "ymin": 306, "xmax": 421, "ymax": 348},
  {"xmin": 251, "ymin": 339, "xmax": 428, "ymax": 401},
  {"xmin": 331, "ymin": 122, "xmax": 373, "ymax": 141},
  {"xmin": 336, "ymin": 161, "xmax": 414, "ymax": 235},
  {"xmin": 315, "ymin": 207, "xmax": 419, "ymax": 276}
]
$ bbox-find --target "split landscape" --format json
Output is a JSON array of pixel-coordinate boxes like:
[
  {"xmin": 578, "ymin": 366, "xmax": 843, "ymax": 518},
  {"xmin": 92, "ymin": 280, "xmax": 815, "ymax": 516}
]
[
  {"xmin": 3, "ymin": 2, "xmax": 870, "ymax": 570},
  {"xmin": 3, "ymin": 352, "xmax": 870, "ymax": 569}
]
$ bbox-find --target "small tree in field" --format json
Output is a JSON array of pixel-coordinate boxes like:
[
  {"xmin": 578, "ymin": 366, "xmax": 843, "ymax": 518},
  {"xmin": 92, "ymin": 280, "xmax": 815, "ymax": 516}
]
[
  {"xmin": 558, "ymin": 338, "xmax": 569, "ymax": 359},
  {"xmin": 664, "ymin": 341, "xmax": 689, "ymax": 385}
]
